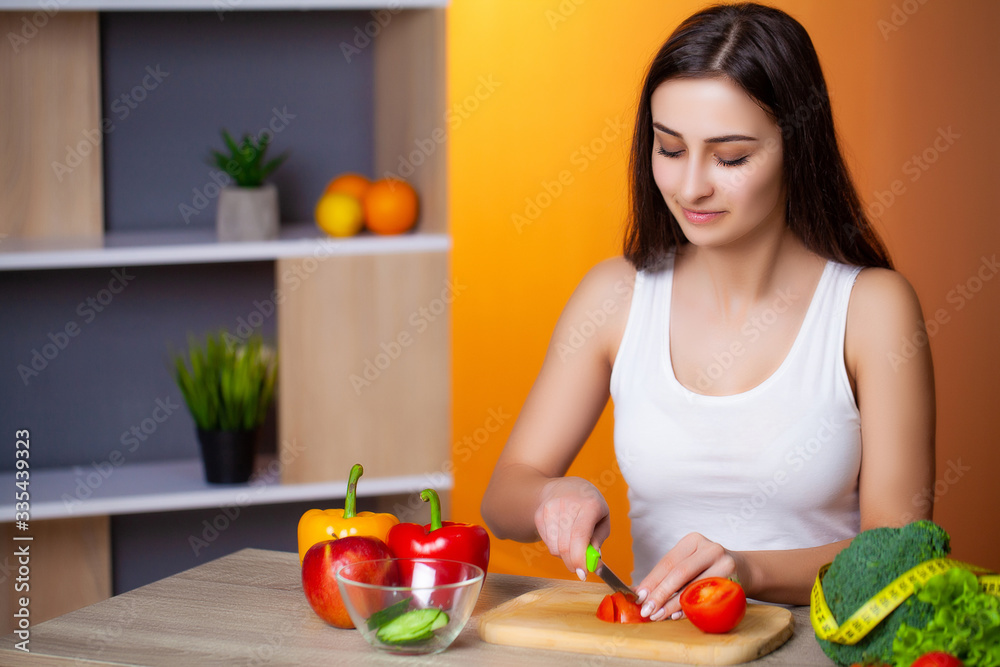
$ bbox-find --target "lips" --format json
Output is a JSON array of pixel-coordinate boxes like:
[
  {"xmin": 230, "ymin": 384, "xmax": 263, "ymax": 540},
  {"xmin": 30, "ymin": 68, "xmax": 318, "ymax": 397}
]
[{"xmin": 679, "ymin": 207, "xmax": 725, "ymax": 224}]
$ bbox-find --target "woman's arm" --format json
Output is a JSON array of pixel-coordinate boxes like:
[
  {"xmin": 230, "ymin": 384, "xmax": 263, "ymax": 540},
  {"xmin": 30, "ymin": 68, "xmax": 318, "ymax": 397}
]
[
  {"xmin": 634, "ymin": 268, "xmax": 937, "ymax": 618},
  {"xmin": 481, "ymin": 258, "xmax": 635, "ymax": 575}
]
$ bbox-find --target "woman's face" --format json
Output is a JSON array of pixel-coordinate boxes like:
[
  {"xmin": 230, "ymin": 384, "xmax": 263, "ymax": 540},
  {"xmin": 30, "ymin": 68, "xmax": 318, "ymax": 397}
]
[{"xmin": 650, "ymin": 77, "xmax": 786, "ymax": 249}]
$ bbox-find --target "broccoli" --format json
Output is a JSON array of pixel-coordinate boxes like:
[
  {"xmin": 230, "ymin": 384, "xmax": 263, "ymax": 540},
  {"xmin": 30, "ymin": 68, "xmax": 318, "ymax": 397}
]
[{"xmin": 816, "ymin": 520, "xmax": 951, "ymax": 666}]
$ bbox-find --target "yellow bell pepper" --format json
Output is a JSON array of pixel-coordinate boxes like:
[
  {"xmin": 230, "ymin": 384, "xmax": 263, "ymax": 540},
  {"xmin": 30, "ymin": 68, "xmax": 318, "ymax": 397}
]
[{"xmin": 297, "ymin": 463, "xmax": 400, "ymax": 563}]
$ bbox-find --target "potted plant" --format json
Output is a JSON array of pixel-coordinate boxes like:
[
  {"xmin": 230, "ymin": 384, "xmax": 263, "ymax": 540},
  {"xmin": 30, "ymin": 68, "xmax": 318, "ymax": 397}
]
[
  {"xmin": 171, "ymin": 331, "xmax": 278, "ymax": 484},
  {"xmin": 210, "ymin": 129, "xmax": 288, "ymax": 242}
]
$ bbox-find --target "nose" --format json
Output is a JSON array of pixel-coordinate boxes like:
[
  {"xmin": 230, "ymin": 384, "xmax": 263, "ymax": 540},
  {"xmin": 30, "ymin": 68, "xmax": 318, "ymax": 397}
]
[{"xmin": 679, "ymin": 157, "xmax": 714, "ymax": 203}]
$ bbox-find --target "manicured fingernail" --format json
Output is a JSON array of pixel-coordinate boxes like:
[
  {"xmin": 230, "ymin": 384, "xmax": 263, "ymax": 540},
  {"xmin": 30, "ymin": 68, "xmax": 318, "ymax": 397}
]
[
  {"xmin": 576, "ymin": 568, "xmax": 586, "ymax": 581},
  {"xmin": 650, "ymin": 608, "xmax": 667, "ymax": 621},
  {"xmin": 640, "ymin": 601, "xmax": 654, "ymax": 618},
  {"xmin": 635, "ymin": 589, "xmax": 648, "ymax": 603},
  {"xmin": 671, "ymin": 611, "xmax": 683, "ymax": 621}
]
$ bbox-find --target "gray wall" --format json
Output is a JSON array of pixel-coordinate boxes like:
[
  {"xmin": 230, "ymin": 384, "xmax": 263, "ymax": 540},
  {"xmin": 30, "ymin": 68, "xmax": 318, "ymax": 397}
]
[
  {"xmin": 101, "ymin": 10, "xmax": 375, "ymax": 230},
  {"xmin": 2, "ymin": 261, "xmax": 277, "ymax": 469}
]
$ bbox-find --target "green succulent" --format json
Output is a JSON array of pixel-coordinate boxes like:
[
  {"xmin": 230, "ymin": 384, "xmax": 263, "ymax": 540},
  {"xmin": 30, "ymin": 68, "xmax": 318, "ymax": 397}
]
[
  {"xmin": 210, "ymin": 129, "xmax": 288, "ymax": 188},
  {"xmin": 171, "ymin": 331, "xmax": 277, "ymax": 432}
]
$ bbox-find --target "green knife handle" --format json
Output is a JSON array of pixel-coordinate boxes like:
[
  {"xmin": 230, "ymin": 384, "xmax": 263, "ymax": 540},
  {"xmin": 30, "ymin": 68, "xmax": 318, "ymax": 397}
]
[{"xmin": 586, "ymin": 544, "xmax": 601, "ymax": 573}]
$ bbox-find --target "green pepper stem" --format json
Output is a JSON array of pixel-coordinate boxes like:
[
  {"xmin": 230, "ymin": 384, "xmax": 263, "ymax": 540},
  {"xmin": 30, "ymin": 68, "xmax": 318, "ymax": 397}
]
[
  {"xmin": 420, "ymin": 489, "xmax": 442, "ymax": 531},
  {"xmin": 343, "ymin": 463, "xmax": 364, "ymax": 519}
]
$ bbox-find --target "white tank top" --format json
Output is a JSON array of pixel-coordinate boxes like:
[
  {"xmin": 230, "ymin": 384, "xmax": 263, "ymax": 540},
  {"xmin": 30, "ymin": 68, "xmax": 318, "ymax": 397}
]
[{"xmin": 610, "ymin": 254, "xmax": 863, "ymax": 581}]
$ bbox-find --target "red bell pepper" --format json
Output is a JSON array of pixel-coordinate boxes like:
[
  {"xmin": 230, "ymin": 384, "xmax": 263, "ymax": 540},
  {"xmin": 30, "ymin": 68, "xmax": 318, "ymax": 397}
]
[{"xmin": 385, "ymin": 489, "xmax": 490, "ymax": 575}]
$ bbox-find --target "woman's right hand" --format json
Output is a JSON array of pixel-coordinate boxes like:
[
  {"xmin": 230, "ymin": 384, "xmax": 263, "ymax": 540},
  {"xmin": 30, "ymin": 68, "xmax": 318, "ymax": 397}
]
[{"xmin": 534, "ymin": 476, "xmax": 611, "ymax": 580}]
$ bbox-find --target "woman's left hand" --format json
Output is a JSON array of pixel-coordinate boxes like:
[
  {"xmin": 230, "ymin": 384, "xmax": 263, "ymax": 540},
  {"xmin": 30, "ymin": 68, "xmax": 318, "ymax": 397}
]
[{"xmin": 633, "ymin": 532, "xmax": 745, "ymax": 621}]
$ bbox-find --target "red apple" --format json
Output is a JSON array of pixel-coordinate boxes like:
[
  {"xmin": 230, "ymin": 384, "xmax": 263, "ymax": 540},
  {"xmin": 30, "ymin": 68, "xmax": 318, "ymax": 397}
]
[{"xmin": 301, "ymin": 536, "xmax": 395, "ymax": 628}]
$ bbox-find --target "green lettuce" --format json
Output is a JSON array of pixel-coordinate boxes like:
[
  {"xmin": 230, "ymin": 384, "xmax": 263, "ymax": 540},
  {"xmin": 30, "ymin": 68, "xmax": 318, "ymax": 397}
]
[{"xmin": 892, "ymin": 568, "xmax": 1000, "ymax": 667}]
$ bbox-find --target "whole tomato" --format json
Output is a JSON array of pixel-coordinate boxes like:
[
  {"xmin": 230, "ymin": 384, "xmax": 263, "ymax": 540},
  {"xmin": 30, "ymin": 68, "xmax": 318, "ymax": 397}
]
[
  {"xmin": 911, "ymin": 653, "xmax": 964, "ymax": 667},
  {"xmin": 596, "ymin": 591, "xmax": 650, "ymax": 624},
  {"xmin": 678, "ymin": 577, "xmax": 747, "ymax": 634}
]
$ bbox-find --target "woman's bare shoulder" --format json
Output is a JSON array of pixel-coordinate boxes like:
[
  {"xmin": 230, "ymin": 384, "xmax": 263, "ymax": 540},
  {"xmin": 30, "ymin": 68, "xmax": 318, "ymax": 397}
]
[
  {"xmin": 850, "ymin": 267, "xmax": 923, "ymax": 321},
  {"xmin": 554, "ymin": 257, "xmax": 637, "ymax": 365},
  {"xmin": 574, "ymin": 256, "xmax": 637, "ymax": 302},
  {"xmin": 846, "ymin": 267, "xmax": 927, "ymax": 374}
]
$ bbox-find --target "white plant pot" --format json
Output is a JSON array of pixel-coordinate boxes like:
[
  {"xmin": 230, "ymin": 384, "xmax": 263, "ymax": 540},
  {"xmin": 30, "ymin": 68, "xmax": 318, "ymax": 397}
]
[{"xmin": 216, "ymin": 183, "xmax": 279, "ymax": 242}]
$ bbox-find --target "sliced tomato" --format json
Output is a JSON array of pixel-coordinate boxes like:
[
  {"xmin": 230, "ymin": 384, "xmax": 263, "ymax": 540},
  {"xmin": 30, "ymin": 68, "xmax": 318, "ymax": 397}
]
[
  {"xmin": 679, "ymin": 577, "xmax": 747, "ymax": 634},
  {"xmin": 595, "ymin": 591, "xmax": 650, "ymax": 624},
  {"xmin": 910, "ymin": 653, "xmax": 964, "ymax": 667},
  {"xmin": 596, "ymin": 593, "xmax": 616, "ymax": 622}
]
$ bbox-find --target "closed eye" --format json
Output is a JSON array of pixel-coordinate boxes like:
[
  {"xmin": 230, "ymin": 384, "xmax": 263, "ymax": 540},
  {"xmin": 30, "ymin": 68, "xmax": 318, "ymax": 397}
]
[
  {"xmin": 657, "ymin": 147, "xmax": 683, "ymax": 158},
  {"xmin": 658, "ymin": 146, "xmax": 750, "ymax": 167},
  {"xmin": 716, "ymin": 155, "xmax": 750, "ymax": 167}
]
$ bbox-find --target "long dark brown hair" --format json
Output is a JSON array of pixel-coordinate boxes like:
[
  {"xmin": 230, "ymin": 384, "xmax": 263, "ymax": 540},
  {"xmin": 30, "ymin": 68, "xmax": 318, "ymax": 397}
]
[{"xmin": 624, "ymin": 2, "xmax": 892, "ymax": 270}]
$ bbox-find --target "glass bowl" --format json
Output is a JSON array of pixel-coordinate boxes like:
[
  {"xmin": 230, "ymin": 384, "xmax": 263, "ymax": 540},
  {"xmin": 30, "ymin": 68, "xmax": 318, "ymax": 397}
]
[{"xmin": 335, "ymin": 557, "xmax": 485, "ymax": 656}]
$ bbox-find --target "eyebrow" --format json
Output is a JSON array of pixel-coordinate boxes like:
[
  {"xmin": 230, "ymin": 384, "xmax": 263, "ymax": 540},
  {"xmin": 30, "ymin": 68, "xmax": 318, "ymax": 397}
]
[{"xmin": 653, "ymin": 122, "xmax": 757, "ymax": 144}]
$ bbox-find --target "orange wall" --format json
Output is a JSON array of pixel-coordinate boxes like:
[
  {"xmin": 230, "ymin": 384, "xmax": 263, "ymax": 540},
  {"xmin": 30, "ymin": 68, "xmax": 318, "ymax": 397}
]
[{"xmin": 447, "ymin": 1, "xmax": 1000, "ymax": 580}]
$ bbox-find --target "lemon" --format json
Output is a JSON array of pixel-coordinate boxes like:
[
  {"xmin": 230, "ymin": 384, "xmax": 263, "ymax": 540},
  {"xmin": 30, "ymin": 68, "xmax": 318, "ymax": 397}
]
[{"xmin": 315, "ymin": 192, "xmax": 364, "ymax": 238}]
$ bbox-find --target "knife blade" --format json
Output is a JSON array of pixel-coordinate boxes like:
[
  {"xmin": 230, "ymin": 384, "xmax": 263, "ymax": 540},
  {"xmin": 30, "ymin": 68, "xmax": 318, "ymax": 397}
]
[{"xmin": 586, "ymin": 545, "xmax": 636, "ymax": 601}]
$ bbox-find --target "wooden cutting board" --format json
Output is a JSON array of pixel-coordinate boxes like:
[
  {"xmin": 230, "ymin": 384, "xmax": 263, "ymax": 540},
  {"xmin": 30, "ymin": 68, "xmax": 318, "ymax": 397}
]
[{"xmin": 478, "ymin": 584, "xmax": 794, "ymax": 665}]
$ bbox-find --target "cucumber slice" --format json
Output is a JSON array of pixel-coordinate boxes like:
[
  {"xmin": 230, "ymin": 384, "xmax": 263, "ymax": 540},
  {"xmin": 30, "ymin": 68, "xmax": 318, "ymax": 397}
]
[
  {"xmin": 376, "ymin": 608, "xmax": 450, "ymax": 645},
  {"xmin": 366, "ymin": 596, "xmax": 413, "ymax": 631},
  {"xmin": 428, "ymin": 610, "xmax": 448, "ymax": 631}
]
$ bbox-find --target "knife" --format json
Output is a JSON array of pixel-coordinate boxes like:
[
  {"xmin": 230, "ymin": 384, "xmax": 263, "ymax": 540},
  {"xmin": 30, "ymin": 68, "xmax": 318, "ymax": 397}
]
[{"xmin": 586, "ymin": 544, "xmax": 637, "ymax": 601}]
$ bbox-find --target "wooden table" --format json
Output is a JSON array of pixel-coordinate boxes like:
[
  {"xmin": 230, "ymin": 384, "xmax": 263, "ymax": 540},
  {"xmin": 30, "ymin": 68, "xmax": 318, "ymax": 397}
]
[{"xmin": 0, "ymin": 548, "xmax": 835, "ymax": 665}]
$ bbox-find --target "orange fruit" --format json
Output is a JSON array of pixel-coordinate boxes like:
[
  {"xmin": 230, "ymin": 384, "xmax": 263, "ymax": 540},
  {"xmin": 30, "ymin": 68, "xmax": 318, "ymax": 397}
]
[
  {"xmin": 324, "ymin": 173, "xmax": 371, "ymax": 200},
  {"xmin": 315, "ymin": 192, "xmax": 364, "ymax": 237},
  {"xmin": 363, "ymin": 178, "xmax": 419, "ymax": 235}
]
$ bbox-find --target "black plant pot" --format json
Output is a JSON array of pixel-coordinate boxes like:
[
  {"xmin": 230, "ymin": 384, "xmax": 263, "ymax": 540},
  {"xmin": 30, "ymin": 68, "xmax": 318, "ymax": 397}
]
[{"xmin": 196, "ymin": 428, "xmax": 257, "ymax": 484}]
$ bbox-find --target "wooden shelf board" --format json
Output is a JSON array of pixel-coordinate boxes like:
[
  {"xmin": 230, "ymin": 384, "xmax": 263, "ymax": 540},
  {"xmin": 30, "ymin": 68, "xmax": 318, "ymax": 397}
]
[
  {"xmin": 2, "ymin": 456, "xmax": 452, "ymax": 520},
  {"xmin": 0, "ymin": 223, "xmax": 449, "ymax": 271}
]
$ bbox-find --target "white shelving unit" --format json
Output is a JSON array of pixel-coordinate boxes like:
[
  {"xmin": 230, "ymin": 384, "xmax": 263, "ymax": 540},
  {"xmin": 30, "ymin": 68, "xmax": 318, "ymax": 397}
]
[
  {"xmin": 0, "ymin": 224, "xmax": 450, "ymax": 271},
  {"xmin": 1, "ymin": 457, "xmax": 452, "ymax": 520},
  {"xmin": 1, "ymin": 0, "xmax": 450, "ymax": 628}
]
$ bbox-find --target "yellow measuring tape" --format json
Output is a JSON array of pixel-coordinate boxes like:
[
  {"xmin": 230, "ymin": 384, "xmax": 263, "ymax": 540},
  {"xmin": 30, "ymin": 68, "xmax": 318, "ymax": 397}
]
[{"xmin": 811, "ymin": 557, "xmax": 1000, "ymax": 645}]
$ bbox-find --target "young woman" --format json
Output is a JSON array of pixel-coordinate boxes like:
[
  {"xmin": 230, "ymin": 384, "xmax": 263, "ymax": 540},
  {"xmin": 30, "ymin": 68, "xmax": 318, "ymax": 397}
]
[{"xmin": 481, "ymin": 2, "xmax": 935, "ymax": 622}]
